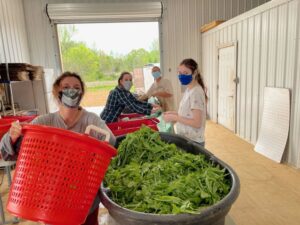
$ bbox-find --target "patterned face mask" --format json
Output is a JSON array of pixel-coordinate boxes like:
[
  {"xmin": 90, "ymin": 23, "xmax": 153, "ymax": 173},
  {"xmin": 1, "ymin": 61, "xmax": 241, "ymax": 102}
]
[{"xmin": 59, "ymin": 88, "xmax": 82, "ymax": 108}]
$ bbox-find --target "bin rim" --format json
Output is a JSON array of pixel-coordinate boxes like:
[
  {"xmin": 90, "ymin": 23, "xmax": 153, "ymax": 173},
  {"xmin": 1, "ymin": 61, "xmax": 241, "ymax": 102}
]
[
  {"xmin": 100, "ymin": 132, "xmax": 240, "ymax": 220},
  {"xmin": 22, "ymin": 124, "xmax": 117, "ymax": 157}
]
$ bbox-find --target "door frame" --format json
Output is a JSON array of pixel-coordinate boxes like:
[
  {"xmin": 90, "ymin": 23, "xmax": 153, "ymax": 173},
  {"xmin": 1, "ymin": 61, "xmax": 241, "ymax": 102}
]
[{"xmin": 216, "ymin": 42, "xmax": 238, "ymax": 133}]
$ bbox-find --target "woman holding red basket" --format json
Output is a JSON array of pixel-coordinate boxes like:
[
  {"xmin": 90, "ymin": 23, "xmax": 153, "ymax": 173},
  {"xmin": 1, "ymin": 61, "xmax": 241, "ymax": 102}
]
[{"xmin": 0, "ymin": 71, "xmax": 116, "ymax": 225}]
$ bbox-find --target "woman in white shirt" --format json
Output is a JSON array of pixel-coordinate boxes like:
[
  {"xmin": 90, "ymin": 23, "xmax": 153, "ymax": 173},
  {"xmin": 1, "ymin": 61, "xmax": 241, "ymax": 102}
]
[{"xmin": 163, "ymin": 58, "xmax": 207, "ymax": 146}]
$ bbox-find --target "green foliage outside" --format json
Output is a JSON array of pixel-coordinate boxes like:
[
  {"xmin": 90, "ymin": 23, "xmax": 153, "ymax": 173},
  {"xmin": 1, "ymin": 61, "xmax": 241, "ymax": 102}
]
[
  {"xmin": 86, "ymin": 84, "xmax": 116, "ymax": 92},
  {"xmin": 58, "ymin": 25, "xmax": 160, "ymax": 83}
]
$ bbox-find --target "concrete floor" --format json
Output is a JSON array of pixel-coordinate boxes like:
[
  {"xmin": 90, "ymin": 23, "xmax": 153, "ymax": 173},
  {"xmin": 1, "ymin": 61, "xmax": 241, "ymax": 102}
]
[{"xmin": 1, "ymin": 120, "xmax": 300, "ymax": 225}]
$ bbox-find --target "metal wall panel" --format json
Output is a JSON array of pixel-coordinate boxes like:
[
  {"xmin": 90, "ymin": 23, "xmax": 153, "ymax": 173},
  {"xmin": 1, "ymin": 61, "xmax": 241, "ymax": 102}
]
[
  {"xmin": 245, "ymin": 17, "xmax": 254, "ymax": 142},
  {"xmin": 0, "ymin": 0, "xmax": 30, "ymax": 63},
  {"xmin": 251, "ymin": 14, "xmax": 262, "ymax": 144},
  {"xmin": 267, "ymin": 7, "xmax": 278, "ymax": 87},
  {"xmin": 239, "ymin": 19, "xmax": 248, "ymax": 139},
  {"xmin": 202, "ymin": 0, "xmax": 300, "ymax": 167},
  {"xmin": 258, "ymin": 11, "xmax": 269, "ymax": 133},
  {"xmin": 295, "ymin": 36, "xmax": 300, "ymax": 166},
  {"xmin": 289, "ymin": 0, "xmax": 300, "ymax": 166},
  {"xmin": 0, "ymin": 18, "xmax": 4, "ymax": 63},
  {"xmin": 276, "ymin": 4, "xmax": 288, "ymax": 87}
]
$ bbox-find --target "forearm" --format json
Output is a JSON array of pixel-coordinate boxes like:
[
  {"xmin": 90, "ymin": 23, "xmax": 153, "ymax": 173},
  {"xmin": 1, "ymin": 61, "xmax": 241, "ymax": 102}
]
[
  {"xmin": 138, "ymin": 94, "xmax": 148, "ymax": 101},
  {"xmin": 132, "ymin": 104, "xmax": 152, "ymax": 115},
  {"xmin": 153, "ymin": 91, "xmax": 172, "ymax": 98},
  {"xmin": 176, "ymin": 115, "xmax": 202, "ymax": 129}
]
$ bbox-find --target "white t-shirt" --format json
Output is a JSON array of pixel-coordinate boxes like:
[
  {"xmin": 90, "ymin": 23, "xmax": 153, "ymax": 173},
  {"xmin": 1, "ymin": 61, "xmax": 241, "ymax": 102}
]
[{"xmin": 175, "ymin": 84, "xmax": 206, "ymax": 143}]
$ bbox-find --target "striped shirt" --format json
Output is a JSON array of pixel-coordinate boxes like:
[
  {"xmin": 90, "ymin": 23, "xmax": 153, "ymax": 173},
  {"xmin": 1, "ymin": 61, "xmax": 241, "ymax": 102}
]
[{"xmin": 100, "ymin": 86, "xmax": 153, "ymax": 123}]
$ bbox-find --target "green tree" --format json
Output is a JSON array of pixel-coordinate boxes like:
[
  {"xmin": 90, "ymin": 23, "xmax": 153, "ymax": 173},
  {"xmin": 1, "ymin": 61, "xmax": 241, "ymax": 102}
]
[
  {"xmin": 124, "ymin": 48, "xmax": 150, "ymax": 71},
  {"xmin": 148, "ymin": 39, "xmax": 160, "ymax": 63},
  {"xmin": 58, "ymin": 25, "xmax": 77, "ymax": 54},
  {"xmin": 58, "ymin": 25, "xmax": 161, "ymax": 82},
  {"xmin": 63, "ymin": 43, "xmax": 101, "ymax": 81}
]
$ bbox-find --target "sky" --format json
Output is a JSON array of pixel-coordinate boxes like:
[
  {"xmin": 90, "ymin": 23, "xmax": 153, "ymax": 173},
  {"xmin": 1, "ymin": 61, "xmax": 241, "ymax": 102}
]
[{"xmin": 61, "ymin": 22, "xmax": 159, "ymax": 55}]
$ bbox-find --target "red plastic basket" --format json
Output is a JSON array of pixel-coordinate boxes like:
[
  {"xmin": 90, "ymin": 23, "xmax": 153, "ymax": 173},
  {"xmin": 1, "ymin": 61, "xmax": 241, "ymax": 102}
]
[
  {"xmin": 6, "ymin": 124, "xmax": 117, "ymax": 225},
  {"xmin": 0, "ymin": 116, "xmax": 36, "ymax": 139},
  {"xmin": 2, "ymin": 115, "xmax": 37, "ymax": 122},
  {"xmin": 107, "ymin": 118, "xmax": 159, "ymax": 136},
  {"xmin": 118, "ymin": 113, "xmax": 144, "ymax": 120}
]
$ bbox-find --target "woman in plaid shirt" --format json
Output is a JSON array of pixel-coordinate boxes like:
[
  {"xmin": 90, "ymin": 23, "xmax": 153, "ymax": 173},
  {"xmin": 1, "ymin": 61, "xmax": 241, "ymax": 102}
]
[{"xmin": 100, "ymin": 72, "xmax": 160, "ymax": 123}]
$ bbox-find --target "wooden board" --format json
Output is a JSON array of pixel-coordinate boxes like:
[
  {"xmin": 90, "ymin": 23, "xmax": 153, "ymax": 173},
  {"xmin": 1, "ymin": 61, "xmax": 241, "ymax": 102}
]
[{"xmin": 200, "ymin": 20, "xmax": 225, "ymax": 33}]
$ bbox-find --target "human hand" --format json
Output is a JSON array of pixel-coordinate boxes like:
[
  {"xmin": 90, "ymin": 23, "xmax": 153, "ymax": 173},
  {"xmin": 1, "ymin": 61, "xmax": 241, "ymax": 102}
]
[
  {"xmin": 151, "ymin": 104, "xmax": 161, "ymax": 114},
  {"xmin": 9, "ymin": 121, "xmax": 22, "ymax": 144},
  {"xmin": 163, "ymin": 112, "xmax": 178, "ymax": 122}
]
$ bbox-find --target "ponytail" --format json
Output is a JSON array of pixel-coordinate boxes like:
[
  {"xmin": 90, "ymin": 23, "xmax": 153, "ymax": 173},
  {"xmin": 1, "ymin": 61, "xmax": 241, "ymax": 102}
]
[
  {"xmin": 180, "ymin": 58, "xmax": 208, "ymax": 102},
  {"xmin": 195, "ymin": 70, "xmax": 208, "ymax": 102}
]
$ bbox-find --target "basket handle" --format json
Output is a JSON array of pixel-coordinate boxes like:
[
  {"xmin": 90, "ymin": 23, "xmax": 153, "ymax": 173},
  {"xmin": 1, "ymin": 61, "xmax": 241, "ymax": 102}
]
[{"xmin": 85, "ymin": 125, "xmax": 110, "ymax": 142}]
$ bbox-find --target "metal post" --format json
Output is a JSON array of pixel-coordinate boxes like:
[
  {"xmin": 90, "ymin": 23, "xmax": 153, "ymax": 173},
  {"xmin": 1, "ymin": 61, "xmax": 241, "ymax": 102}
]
[
  {"xmin": 8, "ymin": 83, "xmax": 15, "ymax": 116},
  {"xmin": 4, "ymin": 166, "xmax": 12, "ymax": 187},
  {"xmin": 4, "ymin": 64, "xmax": 15, "ymax": 116},
  {"xmin": 0, "ymin": 196, "xmax": 6, "ymax": 224},
  {"xmin": 0, "ymin": 162, "xmax": 19, "ymax": 224}
]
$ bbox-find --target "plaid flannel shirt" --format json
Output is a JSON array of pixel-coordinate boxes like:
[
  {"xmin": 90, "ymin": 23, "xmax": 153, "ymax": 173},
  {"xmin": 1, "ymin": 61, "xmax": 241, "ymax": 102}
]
[{"xmin": 100, "ymin": 86, "xmax": 153, "ymax": 123}]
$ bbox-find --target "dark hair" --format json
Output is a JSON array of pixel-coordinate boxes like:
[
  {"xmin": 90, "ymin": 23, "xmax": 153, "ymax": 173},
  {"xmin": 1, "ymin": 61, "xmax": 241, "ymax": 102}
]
[
  {"xmin": 52, "ymin": 71, "xmax": 85, "ymax": 98},
  {"xmin": 180, "ymin": 58, "xmax": 208, "ymax": 101},
  {"xmin": 118, "ymin": 71, "xmax": 132, "ymax": 86}
]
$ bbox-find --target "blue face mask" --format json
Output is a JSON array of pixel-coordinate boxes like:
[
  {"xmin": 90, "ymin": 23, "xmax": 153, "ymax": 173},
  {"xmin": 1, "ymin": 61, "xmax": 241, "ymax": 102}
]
[
  {"xmin": 178, "ymin": 74, "xmax": 193, "ymax": 85},
  {"xmin": 152, "ymin": 71, "xmax": 161, "ymax": 79}
]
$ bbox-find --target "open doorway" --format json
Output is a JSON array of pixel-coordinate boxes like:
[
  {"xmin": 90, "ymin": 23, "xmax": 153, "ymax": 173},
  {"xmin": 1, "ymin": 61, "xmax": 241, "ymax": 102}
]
[{"xmin": 57, "ymin": 22, "xmax": 160, "ymax": 115}]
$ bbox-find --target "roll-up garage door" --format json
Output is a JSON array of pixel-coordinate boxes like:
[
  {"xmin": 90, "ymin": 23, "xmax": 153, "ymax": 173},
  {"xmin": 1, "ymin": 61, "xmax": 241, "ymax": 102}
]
[{"xmin": 46, "ymin": 2, "xmax": 163, "ymax": 23}]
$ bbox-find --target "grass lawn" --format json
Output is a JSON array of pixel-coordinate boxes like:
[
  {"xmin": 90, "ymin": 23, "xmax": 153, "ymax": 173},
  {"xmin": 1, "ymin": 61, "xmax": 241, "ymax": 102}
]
[
  {"xmin": 86, "ymin": 84, "xmax": 136, "ymax": 92},
  {"xmin": 86, "ymin": 84, "xmax": 116, "ymax": 92}
]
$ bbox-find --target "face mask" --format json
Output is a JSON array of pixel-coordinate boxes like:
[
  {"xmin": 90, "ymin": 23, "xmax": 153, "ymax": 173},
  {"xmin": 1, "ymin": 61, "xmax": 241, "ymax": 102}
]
[
  {"xmin": 152, "ymin": 71, "xmax": 161, "ymax": 79},
  {"xmin": 178, "ymin": 74, "xmax": 193, "ymax": 85},
  {"xmin": 59, "ymin": 88, "xmax": 82, "ymax": 108},
  {"xmin": 123, "ymin": 81, "xmax": 132, "ymax": 91}
]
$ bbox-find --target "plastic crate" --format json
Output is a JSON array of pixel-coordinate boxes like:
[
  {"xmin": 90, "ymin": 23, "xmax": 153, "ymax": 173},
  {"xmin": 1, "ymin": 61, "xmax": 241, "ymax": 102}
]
[
  {"xmin": 2, "ymin": 115, "xmax": 36, "ymax": 122},
  {"xmin": 0, "ymin": 115, "xmax": 36, "ymax": 139},
  {"xmin": 107, "ymin": 118, "xmax": 159, "ymax": 136},
  {"xmin": 7, "ymin": 124, "xmax": 117, "ymax": 225},
  {"xmin": 118, "ymin": 113, "xmax": 144, "ymax": 120}
]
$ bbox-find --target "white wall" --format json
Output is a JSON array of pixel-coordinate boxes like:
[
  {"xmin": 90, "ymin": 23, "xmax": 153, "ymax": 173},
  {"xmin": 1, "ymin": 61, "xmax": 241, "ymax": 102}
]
[
  {"xmin": 0, "ymin": 0, "xmax": 30, "ymax": 63},
  {"xmin": 21, "ymin": 0, "xmax": 269, "ymax": 109},
  {"xmin": 202, "ymin": 0, "xmax": 300, "ymax": 167}
]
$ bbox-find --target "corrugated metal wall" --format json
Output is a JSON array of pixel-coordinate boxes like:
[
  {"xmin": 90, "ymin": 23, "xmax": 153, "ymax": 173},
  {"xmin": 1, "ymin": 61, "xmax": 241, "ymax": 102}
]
[
  {"xmin": 21, "ymin": 0, "xmax": 269, "ymax": 109},
  {"xmin": 202, "ymin": 0, "xmax": 300, "ymax": 167},
  {"xmin": 0, "ymin": 0, "xmax": 30, "ymax": 63}
]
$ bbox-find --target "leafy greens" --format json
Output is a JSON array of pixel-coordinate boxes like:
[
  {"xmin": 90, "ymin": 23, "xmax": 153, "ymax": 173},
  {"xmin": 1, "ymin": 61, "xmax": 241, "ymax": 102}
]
[{"xmin": 104, "ymin": 126, "xmax": 230, "ymax": 214}]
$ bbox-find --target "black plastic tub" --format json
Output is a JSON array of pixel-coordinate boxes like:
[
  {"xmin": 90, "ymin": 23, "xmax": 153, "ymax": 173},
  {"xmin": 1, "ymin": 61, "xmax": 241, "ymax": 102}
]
[{"xmin": 100, "ymin": 132, "xmax": 240, "ymax": 225}]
